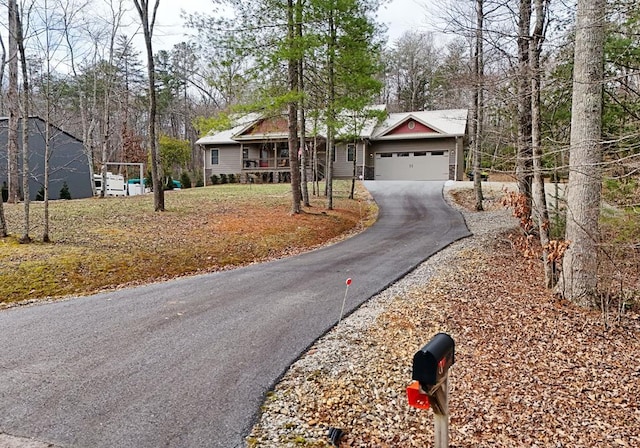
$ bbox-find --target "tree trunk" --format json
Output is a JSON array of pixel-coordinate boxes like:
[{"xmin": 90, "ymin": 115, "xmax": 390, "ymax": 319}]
[
  {"xmin": 326, "ymin": 6, "xmax": 336, "ymax": 211},
  {"xmin": 287, "ymin": 0, "xmax": 301, "ymax": 214},
  {"xmin": 0, "ymin": 30, "xmax": 7, "ymax": 235},
  {"xmin": 0, "ymin": 196, "xmax": 6, "ymax": 237},
  {"xmin": 531, "ymin": 0, "xmax": 552, "ymax": 287},
  {"xmin": 517, "ymin": 0, "xmax": 533, "ymax": 207},
  {"xmin": 7, "ymin": 0, "xmax": 19, "ymax": 204},
  {"xmin": 44, "ymin": 103, "xmax": 51, "ymax": 242},
  {"xmin": 297, "ymin": 0, "xmax": 310, "ymax": 207},
  {"xmin": 0, "ymin": 34, "xmax": 5, "ymax": 113},
  {"xmin": 134, "ymin": 0, "xmax": 164, "ymax": 212},
  {"xmin": 17, "ymin": 7, "xmax": 30, "ymax": 243},
  {"xmin": 558, "ymin": 0, "xmax": 605, "ymax": 308},
  {"xmin": 473, "ymin": 0, "xmax": 484, "ymax": 211}
]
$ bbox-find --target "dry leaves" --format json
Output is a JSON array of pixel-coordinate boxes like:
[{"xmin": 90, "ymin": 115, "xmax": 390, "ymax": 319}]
[
  {"xmin": 1, "ymin": 183, "xmax": 374, "ymax": 306},
  {"xmin": 249, "ymin": 204, "xmax": 640, "ymax": 447}
]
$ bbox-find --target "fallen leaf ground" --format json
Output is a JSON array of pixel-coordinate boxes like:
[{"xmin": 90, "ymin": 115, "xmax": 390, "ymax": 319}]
[
  {"xmin": 1, "ymin": 182, "xmax": 375, "ymax": 306},
  {"xmin": 249, "ymin": 186, "xmax": 640, "ymax": 448}
]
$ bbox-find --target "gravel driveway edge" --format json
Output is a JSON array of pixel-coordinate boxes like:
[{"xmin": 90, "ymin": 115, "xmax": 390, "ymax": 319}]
[{"xmin": 247, "ymin": 185, "xmax": 518, "ymax": 447}]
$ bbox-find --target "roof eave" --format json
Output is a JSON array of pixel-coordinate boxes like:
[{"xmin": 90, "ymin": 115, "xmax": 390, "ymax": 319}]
[{"xmin": 372, "ymin": 133, "xmax": 464, "ymax": 141}]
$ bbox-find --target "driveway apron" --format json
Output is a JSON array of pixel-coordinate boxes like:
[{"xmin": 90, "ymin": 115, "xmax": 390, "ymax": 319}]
[{"xmin": 0, "ymin": 181, "xmax": 470, "ymax": 448}]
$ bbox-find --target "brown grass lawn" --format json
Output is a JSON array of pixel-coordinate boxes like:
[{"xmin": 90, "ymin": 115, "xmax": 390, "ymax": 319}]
[{"xmin": 0, "ymin": 182, "xmax": 376, "ymax": 307}]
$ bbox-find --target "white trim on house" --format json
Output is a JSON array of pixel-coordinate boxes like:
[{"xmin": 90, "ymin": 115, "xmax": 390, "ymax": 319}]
[
  {"xmin": 195, "ymin": 106, "xmax": 468, "ymax": 182},
  {"xmin": 372, "ymin": 109, "xmax": 468, "ymax": 139}
]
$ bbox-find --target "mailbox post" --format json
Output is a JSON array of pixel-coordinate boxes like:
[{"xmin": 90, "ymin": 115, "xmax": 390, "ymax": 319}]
[{"xmin": 407, "ymin": 333, "xmax": 455, "ymax": 448}]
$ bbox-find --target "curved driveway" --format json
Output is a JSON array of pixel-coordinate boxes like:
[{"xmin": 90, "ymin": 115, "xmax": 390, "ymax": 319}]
[{"xmin": 0, "ymin": 181, "xmax": 469, "ymax": 448}]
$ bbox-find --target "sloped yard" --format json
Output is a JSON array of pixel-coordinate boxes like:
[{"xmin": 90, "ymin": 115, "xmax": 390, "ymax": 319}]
[
  {"xmin": 0, "ymin": 183, "xmax": 375, "ymax": 307},
  {"xmin": 248, "ymin": 187, "xmax": 640, "ymax": 447}
]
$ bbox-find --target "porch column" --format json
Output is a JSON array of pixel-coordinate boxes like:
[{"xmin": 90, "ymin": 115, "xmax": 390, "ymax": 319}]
[{"xmin": 202, "ymin": 146, "xmax": 207, "ymax": 186}]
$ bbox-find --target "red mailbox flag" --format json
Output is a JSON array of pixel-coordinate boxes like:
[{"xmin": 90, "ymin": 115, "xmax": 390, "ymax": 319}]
[
  {"xmin": 346, "ymin": 278, "xmax": 352, "ymax": 286},
  {"xmin": 406, "ymin": 381, "xmax": 431, "ymax": 410}
]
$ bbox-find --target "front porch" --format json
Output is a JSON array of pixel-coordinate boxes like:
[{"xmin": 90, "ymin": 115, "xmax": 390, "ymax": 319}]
[{"xmin": 238, "ymin": 139, "xmax": 327, "ymax": 184}]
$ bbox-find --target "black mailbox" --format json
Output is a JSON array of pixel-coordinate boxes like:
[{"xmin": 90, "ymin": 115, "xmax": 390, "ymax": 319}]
[{"xmin": 412, "ymin": 333, "xmax": 455, "ymax": 390}]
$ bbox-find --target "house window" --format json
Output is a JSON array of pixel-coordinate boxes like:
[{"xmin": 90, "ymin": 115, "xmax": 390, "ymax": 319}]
[
  {"xmin": 332, "ymin": 146, "xmax": 337, "ymax": 162},
  {"xmin": 408, "ymin": 120, "xmax": 415, "ymax": 130},
  {"xmin": 347, "ymin": 144, "xmax": 356, "ymax": 162},
  {"xmin": 211, "ymin": 149, "xmax": 219, "ymax": 165},
  {"xmin": 397, "ymin": 152, "xmax": 410, "ymax": 157},
  {"xmin": 414, "ymin": 151, "xmax": 427, "ymax": 156},
  {"xmin": 431, "ymin": 151, "xmax": 445, "ymax": 156},
  {"xmin": 279, "ymin": 147, "xmax": 289, "ymax": 159}
]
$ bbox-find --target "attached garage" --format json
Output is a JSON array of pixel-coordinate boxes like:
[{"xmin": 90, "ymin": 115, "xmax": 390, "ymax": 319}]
[
  {"xmin": 368, "ymin": 110, "xmax": 467, "ymax": 181},
  {"xmin": 374, "ymin": 150, "xmax": 449, "ymax": 181}
]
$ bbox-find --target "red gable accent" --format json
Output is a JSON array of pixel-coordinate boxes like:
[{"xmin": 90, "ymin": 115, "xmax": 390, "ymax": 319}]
[
  {"xmin": 386, "ymin": 119, "xmax": 437, "ymax": 136},
  {"xmin": 243, "ymin": 117, "xmax": 288, "ymax": 136}
]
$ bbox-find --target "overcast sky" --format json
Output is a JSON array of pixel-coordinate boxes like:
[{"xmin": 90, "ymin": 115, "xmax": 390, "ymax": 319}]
[{"xmin": 142, "ymin": 0, "xmax": 443, "ymax": 52}]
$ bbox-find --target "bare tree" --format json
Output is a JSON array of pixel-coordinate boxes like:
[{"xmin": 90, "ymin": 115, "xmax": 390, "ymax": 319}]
[
  {"xmin": 0, "ymin": 32, "xmax": 5, "ymax": 237},
  {"xmin": 385, "ymin": 31, "xmax": 439, "ymax": 112},
  {"xmin": 517, "ymin": 0, "xmax": 533, "ymax": 205},
  {"xmin": 62, "ymin": 0, "xmax": 99, "ymax": 196},
  {"xmin": 7, "ymin": 0, "xmax": 19, "ymax": 204},
  {"xmin": 133, "ymin": 0, "xmax": 164, "ymax": 211},
  {"xmin": 472, "ymin": 0, "xmax": 484, "ymax": 211},
  {"xmin": 530, "ymin": 0, "xmax": 553, "ymax": 287},
  {"xmin": 0, "ymin": 194, "xmax": 5, "ymax": 237},
  {"xmin": 97, "ymin": 1, "xmax": 128, "ymax": 198},
  {"xmin": 558, "ymin": 0, "xmax": 606, "ymax": 307},
  {"xmin": 16, "ymin": 3, "xmax": 31, "ymax": 243},
  {"xmin": 0, "ymin": 34, "xmax": 6, "ymax": 113}
]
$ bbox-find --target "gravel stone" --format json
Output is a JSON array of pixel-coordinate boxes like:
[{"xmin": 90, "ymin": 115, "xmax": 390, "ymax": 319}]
[{"xmin": 247, "ymin": 184, "xmax": 519, "ymax": 447}]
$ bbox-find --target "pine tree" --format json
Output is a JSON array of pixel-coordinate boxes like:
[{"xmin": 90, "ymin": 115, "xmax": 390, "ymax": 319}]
[{"xmin": 59, "ymin": 182, "xmax": 72, "ymax": 200}]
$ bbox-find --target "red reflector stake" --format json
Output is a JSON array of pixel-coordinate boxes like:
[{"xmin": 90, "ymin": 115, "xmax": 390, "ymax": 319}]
[{"xmin": 406, "ymin": 381, "xmax": 431, "ymax": 410}]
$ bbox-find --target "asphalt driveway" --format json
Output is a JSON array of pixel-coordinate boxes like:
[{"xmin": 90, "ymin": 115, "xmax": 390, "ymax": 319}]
[{"xmin": 0, "ymin": 181, "xmax": 470, "ymax": 448}]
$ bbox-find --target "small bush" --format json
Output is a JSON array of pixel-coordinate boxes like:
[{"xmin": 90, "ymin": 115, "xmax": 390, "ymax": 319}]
[
  {"xmin": 210, "ymin": 174, "xmax": 219, "ymax": 185},
  {"xmin": 228, "ymin": 173, "xmax": 236, "ymax": 184},
  {"xmin": 145, "ymin": 171, "xmax": 153, "ymax": 191},
  {"xmin": 220, "ymin": 174, "xmax": 228, "ymax": 184},
  {"xmin": 180, "ymin": 172, "xmax": 192, "ymax": 189},
  {"xmin": 59, "ymin": 182, "xmax": 72, "ymax": 200},
  {"xmin": 36, "ymin": 186, "xmax": 45, "ymax": 201},
  {"xmin": 195, "ymin": 173, "xmax": 204, "ymax": 187},
  {"xmin": 164, "ymin": 176, "xmax": 175, "ymax": 190}
]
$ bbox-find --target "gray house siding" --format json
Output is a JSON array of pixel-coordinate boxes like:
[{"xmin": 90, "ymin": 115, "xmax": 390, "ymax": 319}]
[
  {"xmin": 0, "ymin": 117, "xmax": 92, "ymax": 200},
  {"xmin": 333, "ymin": 142, "xmax": 361, "ymax": 178},
  {"xmin": 196, "ymin": 109, "xmax": 468, "ymax": 183},
  {"xmin": 204, "ymin": 144, "xmax": 242, "ymax": 181}
]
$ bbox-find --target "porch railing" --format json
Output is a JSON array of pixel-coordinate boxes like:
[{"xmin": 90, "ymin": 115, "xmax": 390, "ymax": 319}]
[{"xmin": 242, "ymin": 157, "xmax": 290, "ymax": 170}]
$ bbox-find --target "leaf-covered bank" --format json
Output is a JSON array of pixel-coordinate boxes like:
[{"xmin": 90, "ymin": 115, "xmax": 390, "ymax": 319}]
[{"xmin": 248, "ymin": 186, "xmax": 640, "ymax": 447}]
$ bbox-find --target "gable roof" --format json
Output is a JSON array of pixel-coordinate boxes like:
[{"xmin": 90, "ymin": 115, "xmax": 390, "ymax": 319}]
[
  {"xmin": 195, "ymin": 112, "xmax": 263, "ymax": 146},
  {"xmin": 195, "ymin": 107, "xmax": 468, "ymax": 146},
  {"xmin": 334, "ymin": 104, "xmax": 387, "ymax": 140},
  {"xmin": 0, "ymin": 116, "xmax": 84, "ymax": 144},
  {"xmin": 372, "ymin": 109, "xmax": 468, "ymax": 140}
]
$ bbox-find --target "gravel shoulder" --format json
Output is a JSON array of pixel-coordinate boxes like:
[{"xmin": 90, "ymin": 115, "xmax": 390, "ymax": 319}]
[{"xmin": 247, "ymin": 184, "xmax": 640, "ymax": 447}]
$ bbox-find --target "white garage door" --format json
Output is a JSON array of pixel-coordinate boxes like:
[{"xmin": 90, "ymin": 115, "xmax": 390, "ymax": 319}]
[{"xmin": 374, "ymin": 151, "xmax": 449, "ymax": 181}]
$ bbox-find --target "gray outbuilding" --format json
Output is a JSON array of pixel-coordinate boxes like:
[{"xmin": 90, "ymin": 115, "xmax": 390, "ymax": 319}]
[{"xmin": 0, "ymin": 117, "xmax": 92, "ymax": 201}]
